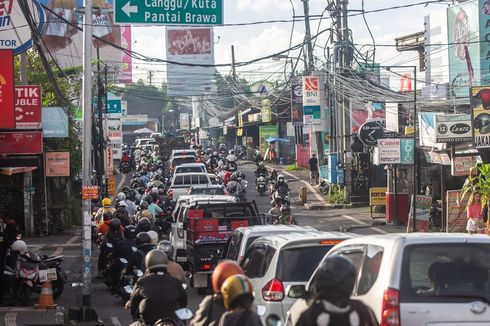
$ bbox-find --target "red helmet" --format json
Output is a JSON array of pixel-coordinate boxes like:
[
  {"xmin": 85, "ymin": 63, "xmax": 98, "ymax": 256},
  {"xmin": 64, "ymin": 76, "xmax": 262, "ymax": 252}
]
[{"xmin": 211, "ymin": 261, "xmax": 243, "ymax": 293}]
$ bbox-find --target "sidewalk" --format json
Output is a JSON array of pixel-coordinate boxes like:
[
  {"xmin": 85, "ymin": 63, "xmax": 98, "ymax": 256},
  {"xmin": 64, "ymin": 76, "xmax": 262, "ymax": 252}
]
[{"xmin": 264, "ymin": 163, "xmax": 406, "ymax": 234}]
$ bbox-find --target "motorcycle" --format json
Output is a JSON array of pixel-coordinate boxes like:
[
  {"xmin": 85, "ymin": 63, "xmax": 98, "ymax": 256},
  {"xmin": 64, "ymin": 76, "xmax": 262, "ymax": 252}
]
[
  {"xmin": 16, "ymin": 251, "xmax": 41, "ymax": 306},
  {"xmin": 120, "ymin": 268, "xmax": 144, "ymax": 302},
  {"xmin": 256, "ymin": 174, "xmax": 268, "ymax": 196},
  {"xmin": 154, "ymin": 308, "xmax": 194, "ymax": 326},
  {"xmin": 319, "ymin": 179, "xmax": 330, "ymax": 195},
  {"xmin": 37, "ymin": 255, "xmax": 65, "ymax": 299}
]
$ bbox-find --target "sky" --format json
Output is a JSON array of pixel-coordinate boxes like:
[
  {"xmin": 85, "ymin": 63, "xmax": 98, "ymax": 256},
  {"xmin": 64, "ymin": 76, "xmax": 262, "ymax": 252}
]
[{"xmin": 129, "ymin": 0, "xmax": 452, "ymax": 85}]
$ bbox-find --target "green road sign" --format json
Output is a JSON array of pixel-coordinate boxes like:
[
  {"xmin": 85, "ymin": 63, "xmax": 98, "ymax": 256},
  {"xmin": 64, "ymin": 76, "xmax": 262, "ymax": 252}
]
[{"xmin": 114, "ymin": 0, "xmax": 223, "ymax": 25}]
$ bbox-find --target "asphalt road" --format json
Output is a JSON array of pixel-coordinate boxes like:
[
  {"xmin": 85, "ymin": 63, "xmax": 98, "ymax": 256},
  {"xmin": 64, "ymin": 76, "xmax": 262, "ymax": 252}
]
[{"xmin": 1, "ymin": 162, "xmax": 389, "ymax": 325}]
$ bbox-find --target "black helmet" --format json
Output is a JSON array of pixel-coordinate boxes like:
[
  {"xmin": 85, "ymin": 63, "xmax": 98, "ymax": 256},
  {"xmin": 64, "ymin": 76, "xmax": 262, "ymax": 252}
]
[
  {"xmin": 138, "ymin": 217, "xmax": 152, "ymax": 232},
  {"xmin": 157, "ymin": 240, "xmax": 174, "ymax": 260},
  {"xmin": 124, "ymin": 225, "xmax": 137, "ymax": 239},
  {"xmin": 139, "ymin": 200, "xmax": 149, "ymax": 210},
  {"xmin": 109, "ymin": 218, "xmax": 121, "ymax": 231},
  {"xmin": 103, "ymin": 211, "xmax": 113, "ymax": 221},
  {"xmin": 135, "ymin": 232, "xmax": 152, "ymax": 246},
  {"xmin": 310, "ymin": 256, "xmax": 356, "ymax": 301},
  {"xmin": 145, "ymin": 249, "xmax": 168, "ymax": 273}
]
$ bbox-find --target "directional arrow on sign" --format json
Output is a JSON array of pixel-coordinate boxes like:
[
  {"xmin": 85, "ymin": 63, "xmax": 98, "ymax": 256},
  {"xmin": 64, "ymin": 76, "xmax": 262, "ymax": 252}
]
[{"xmin": 122, "ymin": 1, "xmax": 138, "ymax": 17}]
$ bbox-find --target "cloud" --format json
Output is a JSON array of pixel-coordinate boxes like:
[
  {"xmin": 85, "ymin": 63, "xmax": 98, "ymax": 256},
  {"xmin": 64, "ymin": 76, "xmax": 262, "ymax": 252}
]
[{"xmin": 237, "ymin": 0, "xmax": 292, "ymax": 12}]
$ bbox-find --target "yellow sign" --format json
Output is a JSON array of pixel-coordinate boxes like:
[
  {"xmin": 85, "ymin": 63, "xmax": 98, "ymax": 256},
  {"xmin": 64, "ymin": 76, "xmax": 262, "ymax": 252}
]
[
  {"xmin": 108, "ymin": 176, "xmax": 116, "ymax": 196},
  {"xmin": 369, "ymin": 187, "xmax": 387, "ymax": 206},
  {"xmin": 237, "ymin": 128, "xmax": 243, "ymax": 137}
]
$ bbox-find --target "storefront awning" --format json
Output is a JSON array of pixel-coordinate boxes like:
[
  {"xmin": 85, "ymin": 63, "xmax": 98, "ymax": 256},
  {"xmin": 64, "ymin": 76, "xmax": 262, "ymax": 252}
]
[{"xmin": 0, "ymin": 167, "xmax": 37, "ymax": 176}]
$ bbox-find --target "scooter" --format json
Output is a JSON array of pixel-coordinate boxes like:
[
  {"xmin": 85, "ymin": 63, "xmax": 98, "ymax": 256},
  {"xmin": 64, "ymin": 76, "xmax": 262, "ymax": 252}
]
[
  {"xmin": 256, "ymin": 174, "xmax": 268, "ymax": 196},
  {"xmin": 37, "ymin": 255, "xmax": 65, "ymax": 299},
  {"xmin": 16, "ymin": 252, "xmax": 41, "ymax": 306},
  {"xmin": 120, "ymin": 268, "xmax": 144, "ymax": 302}
]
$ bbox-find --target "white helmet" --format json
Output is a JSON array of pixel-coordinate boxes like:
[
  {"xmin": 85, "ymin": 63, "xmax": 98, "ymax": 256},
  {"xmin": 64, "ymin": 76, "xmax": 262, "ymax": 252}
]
[
  {"xmin": 147, "ymin": 230, "xmax": 159, "ymax": 246},
  {"xmin": 117, "ymin": 192, "xmax": 126, "ymax": 201},
  {"xmin": 11, "ymin": 240, "xmax": 28, "ymax": 255}
]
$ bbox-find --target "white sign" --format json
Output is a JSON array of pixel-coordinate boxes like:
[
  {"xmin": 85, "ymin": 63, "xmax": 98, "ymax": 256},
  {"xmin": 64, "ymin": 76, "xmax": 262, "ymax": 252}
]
[
  {"xmin": 180, "ymin": 113, "xmax": 190, "ymax": 130},
  {"xmin": 0, "ymin": 0, "xmax": 45, "ymax": 55},
  {"xmin": 122, "ymin": 114, "xmax": 148, "ymax": 125},
  {"xmin": 451, "ymin": 156, "xmax": 480, "ymax": 176},
  {"xmin": 378, "ymin": 138, "xmax": 401, "ymax": 164},
  {"xmin": 435, "ymin": 114, "xmax": 472, "ymax": 143},
  {"xmin": 302, "ymin": 76, "xmax": 321, "ymax": 106},
  {"xmin": 104, "ymin": 117, "xmax": 122, "ymax": 160}
]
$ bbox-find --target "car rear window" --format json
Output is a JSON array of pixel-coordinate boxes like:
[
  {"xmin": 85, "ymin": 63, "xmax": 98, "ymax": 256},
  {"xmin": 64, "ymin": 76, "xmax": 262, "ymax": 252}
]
[
  {"xmin": 176, "ymin": 166, "xmax": 203, "ymax": 173},
  {"xmin": 400, "ymin": 243, "xmax": 490, "ymax": 303},
  {"xmin": 277, "ymin": 245, "xmax": 334, "ymax": 282},
  {"xmin": 172, "ymin": 158, "xmax": 195, "ymax": 166},
  {"xmin": 192, "ymin": 188, "xmax": 225, "ymax": 195}
]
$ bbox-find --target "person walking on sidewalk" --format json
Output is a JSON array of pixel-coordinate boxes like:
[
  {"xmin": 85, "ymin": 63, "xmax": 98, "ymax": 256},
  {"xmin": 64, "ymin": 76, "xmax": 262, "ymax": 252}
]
[{"xmin": 309, "ymin": 153, "xmax": 319, "ymax": 185}]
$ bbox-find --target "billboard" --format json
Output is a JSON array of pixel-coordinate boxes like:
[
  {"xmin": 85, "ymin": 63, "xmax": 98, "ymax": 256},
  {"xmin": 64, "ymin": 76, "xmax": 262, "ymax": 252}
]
[
  {"xmin": 15, "ymin": 86, "xmax": 42, "ymax": 129},
  {"xmin": 0, "ymin": 131, "xmax": 43, "ymax": 154},
  {"xmin": 0, "ymin": 50, "xmax": 14, "ymax": 129},
  {"xmin": 377, "ymin": 138, "xmax": 415, "ymax": 164},
  {"xmin": 166, "ymin": 27, "xmax": 216, "ymax": 97},
  {"xmin": 471, "ymin": 86, "xmax": 490, "ymax": 147},
  {"xmin": 118, "ymin": 25, "xmax": 132, "ymax": 83},
  {"xmin": 434, "ymin": 114, "xmax": 473, "ymax": 143},
  {"xmin": 42, "ymin": 107, "xmax": 68, "ymax": 138},
  {"xmin": 480, "ymin": 0, "xmax": 490, "ymax": 85},
  {"xmin": 45, "ymin": 152, "xmax": 70, "ymax": 177},
  {"xmin": 303, "ymin": 76, "xmax": 321, "ymax": 124},
  {"xmin": 447, "ymin": 1, "xmax": 480, "ymax": 98}
]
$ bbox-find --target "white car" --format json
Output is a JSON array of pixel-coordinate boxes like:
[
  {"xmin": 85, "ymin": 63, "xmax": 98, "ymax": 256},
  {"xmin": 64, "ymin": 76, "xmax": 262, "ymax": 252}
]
[
  {"xmin": 286, "ymin": 233, "xmax": 490, "ymax": 326},
  {"xmin": 170, "ymin": 149, "xmax": 196, "ymax": 160},
  {"xmin": 168, "ymin": 172, "xmax": 212, "ymax": 201},
  {"xmin": 170, "ymin": 195, "xmax": 238, "ymax": 264},
  {"xmin": 134, "ymin": 138, "xmax": 155, "ymax": 147},
  {"xmin": 241, "ymin": 231, "xmax": 356, "ymax": 324}
]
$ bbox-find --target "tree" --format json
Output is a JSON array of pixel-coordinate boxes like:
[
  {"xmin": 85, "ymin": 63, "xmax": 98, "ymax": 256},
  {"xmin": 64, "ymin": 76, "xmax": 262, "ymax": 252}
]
[{"xmin": 118, "ymin": 81, "xmax": 168, "ymax": 121}]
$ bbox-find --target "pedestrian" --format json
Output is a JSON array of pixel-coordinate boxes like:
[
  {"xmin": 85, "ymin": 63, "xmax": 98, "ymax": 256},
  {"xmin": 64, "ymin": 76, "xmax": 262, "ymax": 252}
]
[
  {"xmin": 467, "ymin": 192, "xmax": 484, "ymax": 234},
  {"xmin": 308, "ymin": 153, "xmax": 319, "ymax": 185},
  {"xmin": 0, "ymin": 215, "xmax": 19, "ymax": 304}
]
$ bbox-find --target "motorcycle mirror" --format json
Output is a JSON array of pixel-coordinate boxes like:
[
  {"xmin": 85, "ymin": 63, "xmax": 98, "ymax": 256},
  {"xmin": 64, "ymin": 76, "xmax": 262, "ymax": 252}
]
[
  {"xmin": 131, "ymin": 246, "xmax": 137, "ymax": 252},
  {"xmin": 134, "ymin": 269, "xmax": 143, "ymax": 278},
  {"xmin": 124, "ymin": 285, "xmax": 133, "ymax": 294},
  {"xmin": 119, "ymin": 258, "xmax": 128, "ymax": 264},
  {"xmin": 106, "ymin": 243, "xmax": 113, "ymax": 249},
  {"xmin": 184, "ymin": 271, "xmax": 192, "ymax": 280},
  {"xmin": 182, "ymin": 283, "xmax": 188, "ymax": 290},
  {"xmin": 175, "ymin": 308, "xmax": 194, "ymax": 321}
]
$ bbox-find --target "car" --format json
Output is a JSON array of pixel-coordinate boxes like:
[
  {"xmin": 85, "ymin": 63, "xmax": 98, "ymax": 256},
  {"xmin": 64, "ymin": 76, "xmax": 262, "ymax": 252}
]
[
  {"xmin": 168, "ymin": 172, "xmax": 213, "ymax": 201},
  {"xmin": 149, "ymin": 132, "xmax": 162, "ymax": 139},
  {"xmin": 286, "ymin": 233, "xmax": 490, "ymax": 326},
  {"xmin": 134, "ymin": 138, "xmax": 156, "ymax": 147},
  {"xmin": 187, "ymin": 184, "xmax": 226, "ymax": 196},
  {"xmin": 174, "ymin": 163, "xmax": 206, "ymax": 175},
  {"xmin": 241, "ymin": 231, "xmax": 356, "ymax": 324},
  {"xmin": 170, "ymin": 149, "xmax": 197, "ymax": 160},
  {"xmin": 169, "ymin": 195, "xmax": 245, "ymax": 264},
  {"xmin": 168, "ymin": 156, "xmax": 198, "ymax": 174},
  {"xmin": 221, "ymin": 225, "xmax": 317, "ymax": 264}
]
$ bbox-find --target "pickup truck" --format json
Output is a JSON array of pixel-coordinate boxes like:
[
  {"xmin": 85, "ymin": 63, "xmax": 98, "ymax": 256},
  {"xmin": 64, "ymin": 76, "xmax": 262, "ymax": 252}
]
[
  {"xmin": 184, "ymin": 201, "xmax": 263, "ymax": 293},
  {"xmin": 168, "ymin": 172, "xmax": 213, "ymax": 202}
]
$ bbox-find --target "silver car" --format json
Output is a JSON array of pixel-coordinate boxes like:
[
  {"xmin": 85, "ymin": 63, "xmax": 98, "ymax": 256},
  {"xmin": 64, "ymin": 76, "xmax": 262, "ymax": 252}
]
[
  {"xmin": 287, "ymin": 233, "xmax": 490, "ymax": 325},
  {"xmin": 240, "ymin": 231, "xmax": 356, "ymax": 324}
]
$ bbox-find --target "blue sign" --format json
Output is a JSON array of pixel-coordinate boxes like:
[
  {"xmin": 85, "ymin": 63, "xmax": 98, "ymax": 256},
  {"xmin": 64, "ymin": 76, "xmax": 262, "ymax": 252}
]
[
  {"xmin": 107, "ymin": 99, "xmax": 122, "ymax": 114},
  {"xmin": 304, "ymin": 106, "xmax": 321, "ymax": 119},
  {"xmin": 42, "ymin": 107, "xmax": 69, "ymax": 138}
]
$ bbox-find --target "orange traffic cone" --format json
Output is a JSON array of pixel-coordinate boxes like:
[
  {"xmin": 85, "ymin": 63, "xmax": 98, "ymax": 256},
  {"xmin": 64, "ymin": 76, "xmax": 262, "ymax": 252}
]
[{"xmin": 34, "ymin": 281, "xmax": 57, "ymax": 309}]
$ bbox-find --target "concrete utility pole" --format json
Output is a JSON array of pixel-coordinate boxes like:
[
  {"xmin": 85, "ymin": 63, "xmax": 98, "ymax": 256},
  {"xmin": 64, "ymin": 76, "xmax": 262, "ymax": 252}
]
[
  {"xmin": 148, "ymin": 70, "xmax": 153, "ymax": 85},
  {"xmin": 96, "ymin": 47, "xmax": 105, "ymax": 200},
  {"xmin": 231, "ymin": 45, "xmax": 237, "ymax": 81},
  {"xmin": 302, "ymin": 0, "xmax": 315, "ymax": 74}
]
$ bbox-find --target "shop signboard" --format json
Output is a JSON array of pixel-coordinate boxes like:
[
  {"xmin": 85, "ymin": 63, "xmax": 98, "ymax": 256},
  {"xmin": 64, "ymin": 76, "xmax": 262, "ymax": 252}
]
[
  {"xmin": 471, "ymin": 86, "xmax": 490, "ymax": 148},
  {"xmin": 291, "ymin": 84, "xmax": 303, "ymax": 126},
  {"xmin": 377, "ymin": 138, "xmax": 414, "ymax": 164},
  {"xmin": 108, "ymin": 176, "xmax": 116, "ymax": 196},
  {"xmin": 82, "ymin": 186, "xmax": 98, "ymax": 200},
  {"xmin": 0, "ymin": 131, "xmax": 43, "ymax": 154},
  {"xmin": 45, "ymin": 152, "xmax": 70, "ymax": 177},
  {"xmin": 15, "ymin": 86, "xmax": 42, "ymax": 129},
  {"xmin": 369, "ymin": 187, "xmax": 387, "ymax": 206},
  {"xmin": 435, "ymin": 114, "xmax": 472, "ymax": 143},
  {"xmin": 359, "ymin": 121, "xmax": 384, "ymax": 146},
  {"xmin": 106, "ymin": 144, "xmax": 114, "ymax": 175},
  {"xmin": 451, "ymin": 155, "xmax": 480, "ymax": 176},
  {"xmin": 0, "ymin": 50, "xmax": 15, "ymax": 129},
  {"xmin": 447, "ymin": 190, "xmax": 469, "ymax": 232},
  {"xmin": 416, "ymin": 195, "xmax": 432, "ymax": 232},
  {"xmin": 42, "ymin": 107, "xmax": 68, "ymax": 138}
]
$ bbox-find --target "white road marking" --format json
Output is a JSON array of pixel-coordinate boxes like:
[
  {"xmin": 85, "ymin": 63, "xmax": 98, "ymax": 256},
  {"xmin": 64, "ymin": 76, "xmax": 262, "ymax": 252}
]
[
  {"xmin": 342, "ymin": 215, "xmax": 388, "ymax": 234},
  {"xmin": 117, "ymin": 173, "xmax": 127, "ymax": 190},
  {"xmin": 111, "ymin": 316, "xmax": 122, "ymax": 326},
  {"xmin": 51, "ymin": 234, "xmax": 81, "ymax": 256},
  {"xmin": 4, "ymin": 312, "xmax": 16, "ymax": 326}
]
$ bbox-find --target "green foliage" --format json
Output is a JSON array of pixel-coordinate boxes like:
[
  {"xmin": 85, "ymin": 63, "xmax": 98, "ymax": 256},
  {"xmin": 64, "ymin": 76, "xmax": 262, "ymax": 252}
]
[
  {"xmin": 462, "ymin": 163, "xmax": 490, "ymax": 209},
  {"xmin": 286, "ymin": 165, "xmax": 301, "ymax": 171},
  {"xmin": 327, "ymin": 185, "xmax": 347, "ymax": 204}
]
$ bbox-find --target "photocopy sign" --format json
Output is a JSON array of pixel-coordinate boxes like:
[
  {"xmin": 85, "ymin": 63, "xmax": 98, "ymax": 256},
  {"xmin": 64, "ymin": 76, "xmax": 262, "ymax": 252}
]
[
  {"xmin": 435, "ymin": 114, "xmax": 472, "ymax": 143},
  {"xmin": 114, "ymin": 0, "xmax": 223, "ymax": 25},
  {"xmin": 377, "ymin": 138, "xmax": 414, "ymax": 164}
]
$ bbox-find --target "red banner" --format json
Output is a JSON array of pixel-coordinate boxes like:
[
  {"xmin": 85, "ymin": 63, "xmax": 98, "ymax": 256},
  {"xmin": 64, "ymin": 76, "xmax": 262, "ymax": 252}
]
[
  {"xmin": 0, "ymin": 132, "xmax": 43, "ymax": 154},
  {"xmin": 15, "ymin": 86, "xmax": 42, "ymax": 129},
  {"xmin": 0, "ymin": 50, "xmax": 15, "ymax": 129}
]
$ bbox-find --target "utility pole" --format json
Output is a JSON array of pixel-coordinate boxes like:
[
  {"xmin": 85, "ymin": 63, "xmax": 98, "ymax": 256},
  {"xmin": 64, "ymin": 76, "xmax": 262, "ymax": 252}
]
[
  {"xmin": 96, "ymin": 47, "xmax": 105, "ymax": 200},
  {"xmin": 231, "ymin": 45, "xmax": 237, "ymax": 81},
  {"xmin": 148, "ymin": 71, "xmax": 153, "ymax": 85},
  {"xmin": 302, "ymin": 0, "xmax": 315, "ymax": 74}
]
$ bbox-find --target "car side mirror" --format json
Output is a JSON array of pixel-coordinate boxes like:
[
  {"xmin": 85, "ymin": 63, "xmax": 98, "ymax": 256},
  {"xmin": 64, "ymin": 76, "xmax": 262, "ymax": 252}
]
[{"xmin": 286, "ymin": 284, "xmax": 306, "ymax": 299}]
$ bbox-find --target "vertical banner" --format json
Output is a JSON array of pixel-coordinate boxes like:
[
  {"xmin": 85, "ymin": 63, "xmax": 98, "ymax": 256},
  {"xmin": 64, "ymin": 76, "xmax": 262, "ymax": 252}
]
[
  {"xmin": 0, "ymin": 50, "xmax": 15, "ymax": 129},
  {"xmin": 303, "ymin": 76, "xmax": 321, "ymax": 123},
  {"xmin": 106, "ymin": 144, "xmax": 114, "ymax": 175},
  {"xmin": 291, "ymin": 84, "xmax": 303, "ymax": 126},
  {"xmin": 118, "ymin": 25, "xmax": 132, "ymax": 83},
  {"xmin": 471, "ymin": 86, "xmax": 490, "ymax": 148}
]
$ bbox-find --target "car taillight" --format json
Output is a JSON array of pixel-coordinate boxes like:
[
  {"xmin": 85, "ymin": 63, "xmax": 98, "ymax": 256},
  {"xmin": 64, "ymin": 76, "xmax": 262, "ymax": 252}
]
[
  {"xmin": 177, "ymin": 226, "xmax": 184, "ymax": 239},
  {"xmin": 381, "ymin": 288, "xmax": 400, "ymax": 326},
  {"xmin": 201, "ymin": 264, "xmax": 212, "ymax": 271},
  {"xmin": 262, "ymin": 279, "xmax": 284, "ymax": 301}
]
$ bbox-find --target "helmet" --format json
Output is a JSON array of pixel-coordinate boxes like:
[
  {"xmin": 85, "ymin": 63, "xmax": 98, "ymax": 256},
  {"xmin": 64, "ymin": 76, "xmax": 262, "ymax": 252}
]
[
  {"xmin": 211, "ymin": 261, "xmax": 243, "ymax": 293},
  {"xmin": 147, "ymin": 230, "xmax": 159, "ymax": 246},
  {"xmin": 157, "ymin": 240, "xmax": 174, "ymax": 259},
  {"xmin": 139, "ymin": 201, "xmax": 149, "ymax": 210},
  {"xmin": 310, "ymin": 256, "xmax": 356, "ymax": 300},
  {"xmin": 141, "ymin": 210, "xmax": 153, "ymax": 220},
  {"xmin": 213, "ymin": 152, "xmax": 218, "ymax": 156},
  {"xmin": 145, "ymin": 249, "xmax": 168, "ymax": 273},
  {"xmin": 117, "ymin": 192, "xmax": 126, "ymax": 201},
  {"xmin": 138, "ymin": 216, "xmax": 152, "ymax": 231},
  {"xmin": 229, "ymin": 150, "xmax": 234, "ymax": 155},
  {"xmin": 221, "ymin": 274, "xmax": 254, "ymax": 309},
  {"xmin": 122, "ymin": 186, "xmax": 131, "ymax": 194},
  {"xmin": 259, "ymin": 161, "xmax": 265, "ymax": 167},
  {"xmin": 135, "ymin": 232, "xmax": 152, "ymax": 246},
  {"xmin": 102, "ymin": 198, "xmax": 111, "ymax": 207},
  {"xmin": 103, "ymin": 211, "xmax": 113, "ymax": 221},
  {"xmin": 11, "ymin": 240, "xmax": 28, "ymax": 255},
  {"xmin": 230, "ymin": 173, "xmax": 238, "ymax": 181},
  {"xmin": 124, "ymin": 225, "xmax": 137, "ymax": 239},
  {"xmin": 109, "ymin": 218, "xmax": 121, "ymax": 231}
]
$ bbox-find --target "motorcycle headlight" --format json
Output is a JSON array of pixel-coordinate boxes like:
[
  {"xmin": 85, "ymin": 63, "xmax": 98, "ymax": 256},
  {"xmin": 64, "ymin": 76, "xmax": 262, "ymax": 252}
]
[{"xmin": 124, "ymin": 285, "xmax": 133, "ymax": 294}]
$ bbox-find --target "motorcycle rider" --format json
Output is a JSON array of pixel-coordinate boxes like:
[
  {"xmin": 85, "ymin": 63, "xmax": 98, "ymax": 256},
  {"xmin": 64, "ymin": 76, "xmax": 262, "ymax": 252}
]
[
  {"xmin": 274, "ymin": 174, "xmax": 290, "ymax": 200},
  {"xmin": 275, "ymin": 205, "xmax": 296, "ymax": 225},
  {"xmin": 98, "ymin": 217, "xmax": 123, "ymax": 278},
  {"xmin": 135, "ymin": 216, "xmax": 157, "ymax": 234},
  {"xmin": 157, "ymin": 240, "xmax": 186, "ymax": 283},
  {"xmin": 226, "ymin": 172, "xmax": 244, "ymax": 201},
  {"xmin": 226, "ymin": 150, "xmax": 237, "ymax": 163},
  {"xmin": 297, "ymin": 256, "xmax": 378, "ymax": 326},
  {"xmin": 97, "ymin": 211, "xmax": 114, "ymax": 237},
  {"xmin": 268, "ymin": 196, "xmax": 282, "ymax": 219},
  {"xmin": 108, "ymin": 225, "xmax": 137, "ymax": 291},
  {"xmin": 218, "ymin": 144, "xmax": 227, "ymax": 156},
  {"xmin": 126, "ymin": 232, "xmax": 154, "ymax": 274},
  {"xmin": 219, "ymin": 274, "xmax": 263, "ymax": 326},
  {"xmin": 147, "ymin": 194, "xmax": 163, "ymax": 221},
  {"xmin": 255, "ymin": 161, "xmax": 268, "ymax": 178},
  {"xmin": 95, "ymin": 198, "xmax": 115, "ymax": 226},
  {"xmin": 127, "ymin": 250, "xmax": 188, "ymax": 326},
  {"xmin": 135, "ymin": 201, "xmax": 149, "ymax": 221},
  {"xmin": 191, "ymin": 261, "xmax": 244, "ymax": 326}
]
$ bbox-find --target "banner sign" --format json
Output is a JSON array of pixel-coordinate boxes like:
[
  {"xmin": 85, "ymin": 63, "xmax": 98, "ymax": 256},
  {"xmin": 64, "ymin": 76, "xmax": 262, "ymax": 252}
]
[
  {"xmin": 106, "ymin": 144, "xmax": 114, "ymax": 175},
  {"xmin": 45, "ymin": 152, "xmax": 70, "ymax": 177},
  {"xmin": 377, "ymin": 138, "xmax": 414, "ymax": 164},
  {"xmin": 471, "ymin": 86, "xmax": 490, "ymax": 148},
  {"xmin": 15, "ymin": 86, "xmax": 42, "ymax": 129},
  {"xmin": 0, "ymin": 50, "xmax": 15, "ymax": 129},
  {"xmin": 369, "ymin": 187, "xmax": 387, "ymax": 206},
  {"xmin": 447, "ymin": 190, "xmax": 468, "ymax": 233},
  {"xmin": 303, "ymin": 76, "xmax": 321, "ymax": 123},
  {"xmin": 0, "ymin": 131, "xmax": 43, "ymax": 154},
  {"xmin": 291, "ymin": 84, "xmax": 303, "ymax": 126},
  {"xmin": 415, "ymin": 195, "xmax": 432, "ymax": 232},
  {"xmin": 451, "ymin": 155, "xmax": 480, "ymax": 176},
  {"xmin": 42, "ymin": 107, "xmax": 68, "ymax": 138},
  {"xmin": 118, "ymin": 25, "xmax": 133, "ymax": 83},
  {"xmin": 435, "ymin": 114, "xmax": 472, "ymax": 143},
  {"xmin": 82, "ymin": 186, "xmax": 98, "ymax": 200}
]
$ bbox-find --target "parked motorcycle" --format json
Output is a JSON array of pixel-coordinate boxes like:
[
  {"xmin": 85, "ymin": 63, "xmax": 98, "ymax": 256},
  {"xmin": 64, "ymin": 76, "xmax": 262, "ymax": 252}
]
[{"xmin": 37, "ymin": 255, "xmax": 65, "ymax": 299}]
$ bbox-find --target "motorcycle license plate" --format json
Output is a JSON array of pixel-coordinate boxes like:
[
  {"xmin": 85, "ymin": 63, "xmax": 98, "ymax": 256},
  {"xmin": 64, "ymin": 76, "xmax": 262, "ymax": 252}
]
[{"xmin": 39, "ymin": 268, "xmax": 58, "ymax": 282}]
